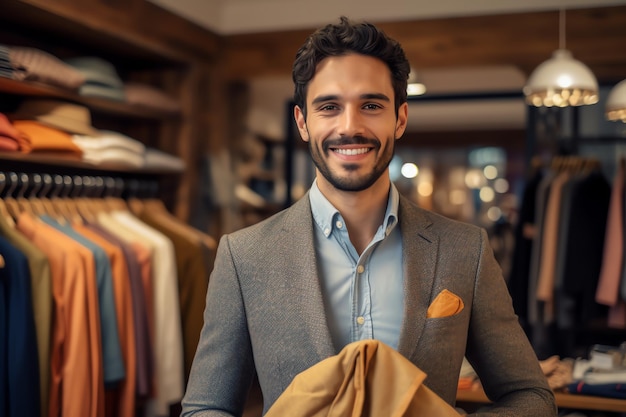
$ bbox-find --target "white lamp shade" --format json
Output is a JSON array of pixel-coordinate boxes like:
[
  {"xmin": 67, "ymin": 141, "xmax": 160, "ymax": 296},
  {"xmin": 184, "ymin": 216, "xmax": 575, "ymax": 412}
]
[
  {"xmin": 407, "ymin": 68, "xmax": 426, "ymax": 96},
  {"xmin": 523, "ymin": 49, "xmax": 599, "ymax": 107},
  {"xmin": 606, "ymin": 79, "xmax": 626, "ymax": 122}
]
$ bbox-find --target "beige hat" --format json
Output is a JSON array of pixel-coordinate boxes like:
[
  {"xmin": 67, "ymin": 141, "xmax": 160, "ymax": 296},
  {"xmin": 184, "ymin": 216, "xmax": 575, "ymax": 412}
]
[{"xmin": 12, "ymin": 99, "xmax": 99, "ymax": 136}]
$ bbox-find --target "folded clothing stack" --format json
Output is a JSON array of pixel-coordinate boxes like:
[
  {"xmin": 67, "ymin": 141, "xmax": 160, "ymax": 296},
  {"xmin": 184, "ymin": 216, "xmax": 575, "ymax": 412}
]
[
  {"xmin": 568, "ymin": 348, "xmax": 626, "ymax": 399},
  {"xmin": 0, "ymin": 45, "xmax": 13, "ymax": 78},
  {"xmin": 7, "ymin": 45, "xmax": 85, "ymax": 90},
  {"xmin": 8, "ymin": 98, "xmax": 100, "ymax": 158},
  {"xmin": 0, "ymin": 113, "xmax": 20, "ymax": 151},
  {"xmin": 72, "ymin": 130, "xmax": 146, "ymax": 168}
]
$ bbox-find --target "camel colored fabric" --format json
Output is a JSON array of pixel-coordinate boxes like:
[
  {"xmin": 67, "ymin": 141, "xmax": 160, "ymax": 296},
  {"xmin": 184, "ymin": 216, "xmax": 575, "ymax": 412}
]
[
  {"xmin": 12, "ymin": 120, "xmax": 83, "ymax": 156},
  {"xmin": 596, "ymin": 160, "xmax": 626, "ymax": 328},
  {"xmin": 536, "ymin": 171, "xmax": 570, "ymax": 322},
  {"xmin": 266, "ymin": 340, "xmax": 461, "ymax": 417}
]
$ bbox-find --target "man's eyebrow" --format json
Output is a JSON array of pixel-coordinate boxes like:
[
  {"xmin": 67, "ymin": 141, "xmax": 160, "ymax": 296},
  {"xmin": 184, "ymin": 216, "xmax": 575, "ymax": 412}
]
[
  {"xmin": 311, "ymin": 93, "xmax": 391, "ymax": 105},
  {"xmin": 311, "ymin": 94, "xmax": 339, "ymax": 105},
  {"xmin": 361, "ymin": 93, "xmax": 391, "ymax": 102}
]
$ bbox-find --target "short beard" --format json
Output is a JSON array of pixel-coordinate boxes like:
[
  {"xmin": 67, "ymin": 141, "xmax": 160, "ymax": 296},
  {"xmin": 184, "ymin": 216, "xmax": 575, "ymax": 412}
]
[{"xmin": 308, "ymin": 135, "xmax": 394, "ymax": 192}]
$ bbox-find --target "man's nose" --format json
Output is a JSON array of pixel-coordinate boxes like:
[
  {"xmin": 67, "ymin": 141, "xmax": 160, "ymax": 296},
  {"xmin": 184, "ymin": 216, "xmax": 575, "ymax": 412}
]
[{"xmin": 337, "ymin": 107, "xmax": 365, "ymax": 137}]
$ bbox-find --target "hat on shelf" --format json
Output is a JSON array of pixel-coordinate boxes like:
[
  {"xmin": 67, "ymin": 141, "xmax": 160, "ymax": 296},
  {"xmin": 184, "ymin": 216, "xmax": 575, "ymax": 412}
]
[
  {"xmin": 64, "ymin": 56, "xmax": 125, "ymax": 101},
  {"xmin": 12, "ymin": 98, "xmax": 100, "ymax": 136}
]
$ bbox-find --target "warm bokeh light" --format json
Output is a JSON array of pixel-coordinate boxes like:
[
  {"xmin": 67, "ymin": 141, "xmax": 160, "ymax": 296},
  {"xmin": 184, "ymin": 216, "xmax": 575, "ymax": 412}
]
[
  {"xmin": 464, "ymin": 169, "xmax": 485, "ymax": 189},
  {"xmin": 487, "ymin": 206, "xmax": 502, "ymax": 222},
  {"xmin": 479, "ymin": 186, "xmax": 495, "ymax": 202},
  {"xmin": 494, "ymin": 178, "xmax": 509, "ymax": 193},
  {"xmin": 483, "ymin": 165, "xmax": 498, "ymax": 180},
  {"xmin": 449, "ymin": 189, "xmax": 466, "ymax": 205},
  {"xmin": 417, "ymin": 181, "xmax": 433, "ymax": 197}
]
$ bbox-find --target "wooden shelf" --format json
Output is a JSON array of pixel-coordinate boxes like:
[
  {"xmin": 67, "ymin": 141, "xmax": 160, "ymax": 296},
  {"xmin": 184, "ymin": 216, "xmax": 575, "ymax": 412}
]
[
  {"xmin": 457, "ymin": 387, "xmax": 626, "ymax": 413},
  {"xmin": 0, "ymin": 77, "xmax": 181, "ymax": 121},
  {"xmin": 0, "ymin": 0, "xmax": 222, "ymax": 226},
  {"xmin": 0, "ymin": 152, "xmax": 184, "ymax": 176},
  {"xmin": 1, "ymin": 0, "xmax": 217, "ymax": 64}
]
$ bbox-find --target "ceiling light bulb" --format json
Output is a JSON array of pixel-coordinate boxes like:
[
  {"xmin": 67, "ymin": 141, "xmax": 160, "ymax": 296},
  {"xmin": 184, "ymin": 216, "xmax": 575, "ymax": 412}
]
[
  {"xmin": 606, "ymin": 79, "xmax": 626, "ymax": 122},
  {"xmin": 524, "ymin": 49, "xmax": 599, "ymax": 107},
  {"xmin": 407, "ymin": 68, "xmax": 427, "ymax": 97},
  {"xmin": 407, "ymin": 82, "xmax": 426, "ymax": 96}
]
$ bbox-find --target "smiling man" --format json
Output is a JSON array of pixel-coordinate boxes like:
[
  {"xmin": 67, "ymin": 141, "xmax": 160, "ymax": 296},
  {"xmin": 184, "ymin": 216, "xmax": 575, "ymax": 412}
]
[{"xmin": 181, "ymin": 16, "xmax": 557, "ymax": 417}]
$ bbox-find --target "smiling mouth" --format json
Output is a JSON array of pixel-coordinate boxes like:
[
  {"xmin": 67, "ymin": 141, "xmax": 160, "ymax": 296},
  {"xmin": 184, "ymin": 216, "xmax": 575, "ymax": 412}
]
[{"xmin": 332, "ymin": 147, "xmax": 371, "ymax": 156}]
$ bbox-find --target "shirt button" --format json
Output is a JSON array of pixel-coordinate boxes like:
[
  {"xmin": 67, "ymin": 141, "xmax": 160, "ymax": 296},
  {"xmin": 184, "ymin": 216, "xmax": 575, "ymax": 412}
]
[
  {"xmin": 357, "ymin": 265, "xmax": 365, "ymax": 274},
  {"xmin": 356, "ymin": 316, "xmax": 365, "ymax": 325},
  {"xmin": 335, "ymin": 220, "xmax": 343, "ymax": 229},
  {"xmin": 324, "ymin": 228, "xmax": 330, "ymax": 236}
]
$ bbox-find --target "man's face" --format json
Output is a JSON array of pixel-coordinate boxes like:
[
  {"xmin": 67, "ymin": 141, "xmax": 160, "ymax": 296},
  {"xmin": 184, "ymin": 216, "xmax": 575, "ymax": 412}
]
[{"xmin": 294, "ymin": 53, "xmax": 408, "ymax": 192}]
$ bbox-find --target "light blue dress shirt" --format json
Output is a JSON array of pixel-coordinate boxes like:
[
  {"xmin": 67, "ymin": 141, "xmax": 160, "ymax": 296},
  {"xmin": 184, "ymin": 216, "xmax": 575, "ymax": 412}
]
[{"xmin": 309, "ymin": 180, "xmax": 404, "ymax": 350}]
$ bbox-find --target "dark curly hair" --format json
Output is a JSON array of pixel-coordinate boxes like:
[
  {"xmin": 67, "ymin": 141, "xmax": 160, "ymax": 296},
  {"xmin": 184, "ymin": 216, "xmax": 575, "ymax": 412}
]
[{"xmin": 292, "ymin": 16, "xmax": 410, "ymax": 117}]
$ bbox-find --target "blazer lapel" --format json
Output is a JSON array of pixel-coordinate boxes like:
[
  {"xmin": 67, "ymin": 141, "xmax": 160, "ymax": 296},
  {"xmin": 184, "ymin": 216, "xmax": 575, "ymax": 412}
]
[
  {"xmin": 397, "ymin": 195, "xmax": 438, "ymax": 360},
  {"xmin": 279, "ymin": 195, "xmax": 336, "ymax": 359}
]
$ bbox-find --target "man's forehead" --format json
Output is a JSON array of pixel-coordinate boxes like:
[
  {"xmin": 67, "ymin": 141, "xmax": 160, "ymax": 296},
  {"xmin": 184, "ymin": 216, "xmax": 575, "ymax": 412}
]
[{"xmin": 307, "ymin": 55, "xmax": 393, "ymax": 101}]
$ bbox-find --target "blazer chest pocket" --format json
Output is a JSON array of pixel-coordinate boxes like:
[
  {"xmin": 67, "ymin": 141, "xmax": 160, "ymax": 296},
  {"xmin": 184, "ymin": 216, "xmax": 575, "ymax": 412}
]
[{"xmin": 426, "ymin": 289, "xmax": 464, "ymax": 319}]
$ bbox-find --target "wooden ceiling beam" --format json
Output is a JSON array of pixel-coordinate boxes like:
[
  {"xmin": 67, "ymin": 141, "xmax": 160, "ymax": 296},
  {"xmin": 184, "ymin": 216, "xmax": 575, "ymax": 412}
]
[{"xmin": 224, "ymin": 6, "xmax": 626, "ymax": 84}]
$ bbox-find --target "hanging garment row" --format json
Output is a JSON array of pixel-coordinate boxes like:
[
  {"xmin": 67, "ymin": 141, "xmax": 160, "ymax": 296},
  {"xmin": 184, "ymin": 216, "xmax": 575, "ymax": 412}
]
[
  {"xmin": 0, "ymin": 171, "xmax": 216, "ymax": 417},
  {"xmin": 507, "ymin": 155, "xmax": 626, "ymax": 360}
]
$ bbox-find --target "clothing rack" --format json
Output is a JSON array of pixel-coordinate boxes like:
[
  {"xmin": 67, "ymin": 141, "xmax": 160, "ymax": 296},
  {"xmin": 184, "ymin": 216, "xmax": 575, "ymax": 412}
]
[
  {"xmin": 0, "ymin": 169, "xmax": 216, "ymax": 417},
  {"xmin": 508, "ymin": 155, "xmax": 626, "ymax": 361},
  {"xmin": 0, "ymin": 171, "xmax": 160, "ymax": 200}
]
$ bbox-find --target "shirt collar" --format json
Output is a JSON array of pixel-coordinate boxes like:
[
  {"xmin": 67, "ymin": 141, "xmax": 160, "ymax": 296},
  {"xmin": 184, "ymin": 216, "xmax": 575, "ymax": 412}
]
[{"xmin": 309, "ymin": 178, "xmax": 399, "ymax": 238}]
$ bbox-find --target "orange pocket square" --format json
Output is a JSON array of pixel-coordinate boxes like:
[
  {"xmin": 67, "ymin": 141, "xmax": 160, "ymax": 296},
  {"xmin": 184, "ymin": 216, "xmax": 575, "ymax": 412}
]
[{"xmin": 427, "ymin": 289, "xmax": 464, "ymax": 318}]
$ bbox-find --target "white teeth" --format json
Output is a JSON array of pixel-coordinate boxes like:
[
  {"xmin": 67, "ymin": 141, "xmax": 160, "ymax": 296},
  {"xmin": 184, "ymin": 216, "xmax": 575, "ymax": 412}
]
[{"xmin": 334, "ymin": 148, "xmax": 369, "ymax": 156}]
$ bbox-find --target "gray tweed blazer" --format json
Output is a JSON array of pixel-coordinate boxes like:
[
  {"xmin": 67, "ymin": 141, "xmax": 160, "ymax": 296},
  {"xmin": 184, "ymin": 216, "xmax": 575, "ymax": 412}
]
[{"xmin": 181, "ymin": 193, "xmax": 556, "ymax": 417}]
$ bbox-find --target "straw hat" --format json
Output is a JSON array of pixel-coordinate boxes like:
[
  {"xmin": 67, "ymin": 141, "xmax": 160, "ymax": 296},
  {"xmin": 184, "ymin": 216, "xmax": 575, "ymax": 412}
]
[{"xmin": 12, "ymin": 99, "xmax": 99, "ymax": 136}]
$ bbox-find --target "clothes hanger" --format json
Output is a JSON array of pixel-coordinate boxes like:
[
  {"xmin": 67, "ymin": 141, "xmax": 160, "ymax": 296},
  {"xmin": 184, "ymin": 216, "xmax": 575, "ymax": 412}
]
[
  {"xmin": 15, "ymin": 172, "xmax": 37, "ymax": 217},
  {"xmin": 3, "ymin": 172, "xmax": 24, "ymax": 222},
  {"xmin": 61, "ymin": 175, "xmax": 84, "ymax": 225},
  {"xmin": 36, "ymin": 174, "xmax": 61, "ymax": 219},
  {"xmin": 27, "ymin": 173, "xmax": 48, "ymax": 216},
  {"xmin": 140, "ymin": 179, "xmax": 218, "ymax": 250},
  {"xmin": 0, "ymin": 172, "xmax": 16, "ymax": 228},
  {"xmin": 126, "ymin": 178, "xmax": 148, "ymax": 215},
  {"xmin": 74, "ymin": 175, "xmax": 98, "ymax": 223},
  {"xmin": 104, "ymin": 177, "xmax": 130, "ymax": 212},
  {"xmin": 41, "ymin": 174, "xmax": 71, "ymax": 224},
  {"xmin": 84, "ymin": 176, "xmax": 111, "ymax": 217},
  {"xmin": 48, "ymin": 175, "xmax": 67, "ymax": 221},
  {"xmin": 0, "ymin": 172, "xmax": 9, "ymax": 268}
]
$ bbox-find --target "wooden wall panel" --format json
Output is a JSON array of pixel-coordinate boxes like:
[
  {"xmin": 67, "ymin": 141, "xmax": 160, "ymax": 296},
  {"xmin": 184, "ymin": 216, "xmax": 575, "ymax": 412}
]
[{"xmin": 224, "ymin": 6, "xmax": 626, "ymax": 84}]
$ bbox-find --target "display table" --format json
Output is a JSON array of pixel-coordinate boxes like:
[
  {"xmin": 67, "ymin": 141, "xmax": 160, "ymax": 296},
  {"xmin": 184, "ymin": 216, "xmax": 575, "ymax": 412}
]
[{"xmin": 457, "ymin": 386, "xmax": 626, "ymax": 413}]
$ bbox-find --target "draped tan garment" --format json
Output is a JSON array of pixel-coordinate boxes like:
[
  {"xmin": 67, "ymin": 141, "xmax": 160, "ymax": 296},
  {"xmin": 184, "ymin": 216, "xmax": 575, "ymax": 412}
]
[{"xmin": 266, "ymin": 340, "xmax": 461, "ymax": 417}]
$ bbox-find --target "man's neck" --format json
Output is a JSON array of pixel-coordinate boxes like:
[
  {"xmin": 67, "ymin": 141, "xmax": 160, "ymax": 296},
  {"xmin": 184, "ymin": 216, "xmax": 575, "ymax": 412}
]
[{"xmin": 316, "ymin": 176, "xmax": 391, "ymax": 254}]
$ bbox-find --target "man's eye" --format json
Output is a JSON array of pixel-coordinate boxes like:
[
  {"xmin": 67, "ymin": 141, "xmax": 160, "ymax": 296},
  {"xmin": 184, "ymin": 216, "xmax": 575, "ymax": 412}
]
[
  {"xmin": 320, "ymin": 104, "xmax": 338, "ymax": 111},
  {"xmin": 363, "ymin": 103, "xmax": 382, "ymax": 110}
]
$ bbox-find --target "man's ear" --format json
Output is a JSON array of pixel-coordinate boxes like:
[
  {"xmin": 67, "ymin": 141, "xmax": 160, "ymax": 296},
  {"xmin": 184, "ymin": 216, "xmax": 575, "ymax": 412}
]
[
  {"xmin": 294, "ymin": 105, "xmax": 309, "ymax": 142},
  {"xmin": 394, "ymin": 102, "xmax": 408, "ymax": 139}
]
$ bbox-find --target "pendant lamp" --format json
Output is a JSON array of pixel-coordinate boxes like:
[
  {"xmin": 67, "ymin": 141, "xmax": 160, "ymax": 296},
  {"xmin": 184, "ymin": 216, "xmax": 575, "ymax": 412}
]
[
  {"xmin": 606, "ymin": 79, "xmax": 626, "ymax": 122},
  {"xmin": 523, "ymin": 9, "xmax": 599, "ymax": 107},
  {"xmin": 407, "ymin": 68, "xmax": 426, "ymax": 97}
]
